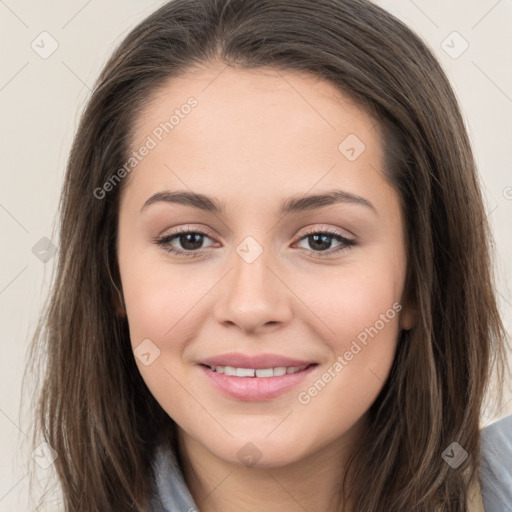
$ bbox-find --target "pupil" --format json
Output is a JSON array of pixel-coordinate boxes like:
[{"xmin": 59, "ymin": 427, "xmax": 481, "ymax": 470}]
[
  {"xmin": 310, "ymin": 234, "xmax": 331, "ymax": 251},
  {"xmin": 181, "ymin": 233, "xmax": 203, "ymax": 250}
]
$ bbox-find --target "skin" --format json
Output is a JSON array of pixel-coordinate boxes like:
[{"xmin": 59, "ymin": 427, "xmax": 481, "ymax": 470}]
[{"xmin": 116, "ymin": 63, "xmax": 415, "ymax": 512}]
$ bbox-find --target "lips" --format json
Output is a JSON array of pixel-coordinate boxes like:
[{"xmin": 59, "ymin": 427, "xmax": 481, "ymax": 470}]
[{"xmin": 198, "ymin": 352, "xmax": 319, "ymax": 401}]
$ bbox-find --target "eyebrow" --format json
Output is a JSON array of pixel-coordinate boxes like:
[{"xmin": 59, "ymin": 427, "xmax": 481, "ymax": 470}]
[{"xmin": 141, "ymin": 189, "xmax": 377, "ymax": 216}]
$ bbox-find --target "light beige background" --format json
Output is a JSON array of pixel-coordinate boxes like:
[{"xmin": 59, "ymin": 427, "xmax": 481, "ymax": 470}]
[{"xmin": 0, "ymin": 0, "xmax": 511, "ymax": 510}]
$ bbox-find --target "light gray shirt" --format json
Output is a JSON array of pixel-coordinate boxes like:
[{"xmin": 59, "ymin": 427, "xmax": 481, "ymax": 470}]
[
  {"xmin": 480, "ymin": 414, "xmax": 512, "ymax": 511},
  {"xmin": 148, "ymin": 414, "xmax": 512, "ymax": 511}
]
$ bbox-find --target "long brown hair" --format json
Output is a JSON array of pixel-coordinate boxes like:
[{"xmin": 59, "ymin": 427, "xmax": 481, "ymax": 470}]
[{"xmin": 24, "ymin": 0, "xmax": 509, "ymax": 510}]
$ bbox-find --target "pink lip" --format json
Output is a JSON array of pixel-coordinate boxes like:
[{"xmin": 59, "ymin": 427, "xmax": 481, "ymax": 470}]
[
  {"xmin": 199, "ymin": 352, "xmax": 316, "ymax": 369},
  {"xmin": 199, "ymin": 357, "xmax": 318, "ymax": 401}
]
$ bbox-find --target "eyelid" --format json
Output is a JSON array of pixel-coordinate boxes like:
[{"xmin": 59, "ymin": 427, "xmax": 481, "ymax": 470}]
[
  {"xmin": 298, "ymin": 224, "xmax": 355, "ymax": 241},
  {"xmin": 157, "ymin": 224, "xmax": 216, "ymax": 240}
]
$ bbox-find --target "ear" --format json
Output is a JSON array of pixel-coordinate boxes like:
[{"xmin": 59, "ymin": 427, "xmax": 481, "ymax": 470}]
[
  {"xmin": 400, "ymin": 302, "xmax": 416, "ymax": 331},
  {"xmin": 114, "ymin": 288, "xmax": 126, "ymax": 318}
]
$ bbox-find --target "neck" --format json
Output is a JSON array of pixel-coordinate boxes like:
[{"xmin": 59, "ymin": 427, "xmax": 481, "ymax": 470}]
[{"xmin": 177, "ymin": 416, "xmax": 367, "ymax": 512}]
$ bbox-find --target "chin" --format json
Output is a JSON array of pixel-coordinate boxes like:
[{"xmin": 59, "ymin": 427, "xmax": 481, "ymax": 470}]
[{"xmin": 212, "ymin": 436, "xmax": 310, "ymax": 469}]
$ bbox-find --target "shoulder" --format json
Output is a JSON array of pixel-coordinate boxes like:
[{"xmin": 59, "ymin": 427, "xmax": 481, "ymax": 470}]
[
  {"xmin": 146, "ymin": 443, "xmax": 198, "ymax": 512},
  {"xmin": 480, "ymin": 414, "xmax": 512, "ymax": 511}
]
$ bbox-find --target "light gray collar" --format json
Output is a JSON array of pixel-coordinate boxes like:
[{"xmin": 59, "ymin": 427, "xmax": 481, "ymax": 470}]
[{"xmin": 149, "ymin": 443, "xmax": 198, "ymax": 512}]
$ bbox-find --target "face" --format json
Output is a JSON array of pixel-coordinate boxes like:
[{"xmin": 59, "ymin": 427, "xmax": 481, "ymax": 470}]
[{"xmin": 116, "ymin": 64, "xmax": 414, "ymax": 468}]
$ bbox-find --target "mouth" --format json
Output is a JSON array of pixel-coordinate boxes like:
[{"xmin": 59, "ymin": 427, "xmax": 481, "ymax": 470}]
[
  {"xmin": 200, "ymin": 363, "xmax": 315, "ymax": 377},
  {"xmin": 199, "ymin": 362, "xmax": 319, "ymax": 401}
]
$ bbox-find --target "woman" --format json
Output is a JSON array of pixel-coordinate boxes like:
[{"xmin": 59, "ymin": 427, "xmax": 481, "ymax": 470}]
[{"xmin": 26, "ymin": 0, "xmax": 511, "ymax": 510}]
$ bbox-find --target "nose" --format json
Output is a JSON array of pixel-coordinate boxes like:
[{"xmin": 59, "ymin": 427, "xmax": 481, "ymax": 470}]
[{"xmin": 213, "ymin": 242, "xmax": 293, "ymax": 334}]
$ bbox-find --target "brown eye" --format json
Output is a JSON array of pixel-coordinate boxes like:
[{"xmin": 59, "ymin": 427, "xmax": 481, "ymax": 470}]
[
  {"xmin": 294, "ymin": 229, "xmax": 356, "ymax": 257},
  {"xmin": 154, "ymin": 228, "xmax": 215, "ymax": 258}
]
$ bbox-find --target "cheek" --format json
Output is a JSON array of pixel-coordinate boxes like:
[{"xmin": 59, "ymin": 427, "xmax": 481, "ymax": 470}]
[
  {"xmin": 119, "ymin": 254, "xmax": 212, "ymax": 403},
  {"xmin": 120, "ymin": 248, "xmax": 203, "ymax": 349},
  {"xmin": 300, "ymin": 261, "xmax": 402, "ymax": 348},
  {"xmin": 292, "ymin": 264, "xmax": 401, "ymax": 417},
  {"xmin": 123, "ymin": 280, "xmax": 174, "ymax": 348},
  {"xmin": 120, "ymin": 266, "xmax": 200, "ymax": 421}
]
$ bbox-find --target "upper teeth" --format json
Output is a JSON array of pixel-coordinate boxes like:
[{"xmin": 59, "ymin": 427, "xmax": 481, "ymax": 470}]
[{"xmin": 209, "ymin": 364, "xmax": 309, "ymax": 377}]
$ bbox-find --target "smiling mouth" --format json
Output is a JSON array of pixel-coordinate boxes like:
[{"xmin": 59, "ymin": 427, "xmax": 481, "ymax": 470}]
[
  {"xmin": 201, "ymin": 363, "xmax": 317, "ymax": 377},
  {"xmin": 200, "ymin": 361, "xmax": 319, "ymax": 400}
]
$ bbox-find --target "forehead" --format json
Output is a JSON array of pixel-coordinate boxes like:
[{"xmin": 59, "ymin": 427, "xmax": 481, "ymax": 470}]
[
  {"xmin": 131, "ymin": 63, "xmax": 378, "ymax": 147},
  {"xmin": 122, "ymin": 64, "xmax": 390, "ymax": 212}
]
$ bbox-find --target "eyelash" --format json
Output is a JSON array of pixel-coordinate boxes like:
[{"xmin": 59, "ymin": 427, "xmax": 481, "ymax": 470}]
[{"xmin": 153, "ymin": 226, "xmax": 356, "ymax": 259}]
